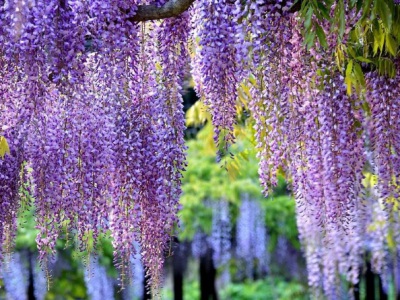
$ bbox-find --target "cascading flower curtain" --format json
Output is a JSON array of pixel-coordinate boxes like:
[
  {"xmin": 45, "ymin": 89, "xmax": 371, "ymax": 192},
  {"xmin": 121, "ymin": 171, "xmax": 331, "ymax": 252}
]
[{"xmin": 1, "ymin": 0, "xmax": 400, "ymax": 297}]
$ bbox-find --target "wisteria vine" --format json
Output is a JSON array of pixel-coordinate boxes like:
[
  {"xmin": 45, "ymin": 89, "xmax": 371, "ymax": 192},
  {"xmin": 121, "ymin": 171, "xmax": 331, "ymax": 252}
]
[{"xmin": 1, "ymin": 0, "xmax": 400, "ymax": 297}]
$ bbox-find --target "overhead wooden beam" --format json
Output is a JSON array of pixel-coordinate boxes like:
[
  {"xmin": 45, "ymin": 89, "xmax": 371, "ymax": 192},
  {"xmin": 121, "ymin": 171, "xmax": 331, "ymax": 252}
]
[{"xmin": 130, "ymin": 0, "xmax": 195, "ymax": 22}]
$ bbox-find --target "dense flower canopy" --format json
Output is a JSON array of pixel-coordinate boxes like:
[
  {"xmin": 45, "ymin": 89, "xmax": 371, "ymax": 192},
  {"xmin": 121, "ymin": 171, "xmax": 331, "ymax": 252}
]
[{"xmin": 1, "ymin": 0, "xmax": 400, "ymax": 297}]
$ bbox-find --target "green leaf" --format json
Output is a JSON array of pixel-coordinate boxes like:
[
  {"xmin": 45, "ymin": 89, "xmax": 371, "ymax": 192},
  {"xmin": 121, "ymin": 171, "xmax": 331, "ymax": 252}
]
[
  {"xmin": 304, "ymin": 6, "xmax": 314, "ymax": 30},
  {"xmin": 0, "ymin": 136, "xmax": 10, "ymax": 159},
  {"xmin": 353, "ymin": 62, "xmax": 366, "ymax": 88},
  {"xmin": 315, "ymin": 24, "xmax": 328, "ymax": 48},
  {"xmin": 345, "ymin": 60, "xmax": 354, "ymax": 95},
  {"xmin": 375, "ymin": 0, "xmax": 392, "ymax": 30},
  {"xmin": 338, "ymin": 0, "xmax": 346, "ymax": 39},
  {"xmin": 372, "ymin": 21, "xmax": 385, "ymax": 54},
  {"xmin": 347, "ymin": 45, "xmax": 357, "ymax": 58},
  {"xmin": 305, "ymin": 30, "xmax": 316, "ymax": 50},
  {"xmin": 361, "ymin": 0, "xmax": 373, "ymax": 20},
  {"xmin": 346, "ymin": 59, "xmax": 354, "ymax": 77},
  {"xmin": 316, "ymin": 2, "xmax": 331, "ymax": 20},
  {"xmin": 335, "ymin": 44, "xmax": 345, "ymax": 69},
  {"xmin": 386, "ymin": 33, "xmax": 398, "ymax": 56},
  {"xmin": 356, "ymin": 56, "xmax": 373, "ymax": 63},
  {"xmin": 375, "ymin": 57, "xmax": 396, "ymax": 78}
]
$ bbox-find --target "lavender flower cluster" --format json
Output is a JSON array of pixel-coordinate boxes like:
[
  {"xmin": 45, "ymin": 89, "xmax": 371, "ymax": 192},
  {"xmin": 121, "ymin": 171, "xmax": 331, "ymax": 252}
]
[
  {"xmin": 191, "ymin": 199, "xmax": 232, "ymax": 267},
  {"xmin": 209, "ymin": 200, "xmax": 231, "ymax": 267},
  {"xmin": 223, "ymin": 1, "xmax": 400, "ymax": 298},
  {"xmin": 191, "ymin": 0, "xmax": 238, "ymax": 151},
  {"xmin": 2, "ymin": 253, "xmax": 29, "ymax": 300},
  {"xmin": 0, "ymin": 0, "xmax": 187, "ymax": 291},
  {"xmin": 84, "ymin": 257, "xmax": 115, "ymax": 300},
  {"xmin": 236, "ymin": 195, "xmax": 269, "ymax": 279}
]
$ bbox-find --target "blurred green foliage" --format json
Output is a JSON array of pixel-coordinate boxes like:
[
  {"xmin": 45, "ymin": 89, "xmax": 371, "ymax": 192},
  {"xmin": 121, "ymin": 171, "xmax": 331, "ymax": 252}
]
[
  {"xmin": 45, "ymin": 248, "xmax": 87, "ymax": 300},
  {"xmin": 179, "ymin": 120, "xmax": 300, "ymax": 250},
  {"xmin": 263, "ymin": 195, "xmax": 300, "ymax": 251},
  {"xmin": 220, "ymin": 278, "xmax": 308, "ymax": 300},
  {"xmin": 179, "ymin": 122, "xmax": 264, "ymax": 240},
  {"xmin": 162, "ymin": 278, "xmax": 308, "ymax": 300}
]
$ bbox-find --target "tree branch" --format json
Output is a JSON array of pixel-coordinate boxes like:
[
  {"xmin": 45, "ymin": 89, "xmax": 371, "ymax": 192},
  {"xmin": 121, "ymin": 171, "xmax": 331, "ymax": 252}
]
[{"xmin": 130, "ymin": 0, "xmax": 195, "ymax": 22}]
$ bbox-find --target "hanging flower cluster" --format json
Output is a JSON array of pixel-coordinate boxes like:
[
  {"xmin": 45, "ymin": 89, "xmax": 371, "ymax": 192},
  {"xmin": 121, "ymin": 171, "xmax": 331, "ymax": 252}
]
[
  {"xmin": 226, "ymin": 1, "xmax": 400, "ymax": 298},
  {"xmin": 2, "ymin": 253, "xmax": 29, "ymax": 300},
  {"xmin": 244, "ymin": 1, "xmax": 293, "ymax": 196},
  {"xmin": 190, "ymin": 197, "xmax": 270, "ymax": 281},
  {"xmin": 236, "ymin": 195, "xmax": 269, "ymax": 278},
  {"xmin": 209, "ymin": 200, "xmax": 231, "ymax": 268},
  {"xmin": 0, "ymin": 0, "xmax": 187, "ymax": 291},
  {"xmin": 191, "ymin": 199, "xmax": 232, "ymax": 266},
  {"xmin": 190, "ymin": 0, "xmax": 238, "ymax": 152},
  {"xmin": 241, "ymin": 2, "xmax": 399, "ymax": 298},
  {"xmin": 84, "ymin": 257, "xmax": 115, "ymax": 300}
]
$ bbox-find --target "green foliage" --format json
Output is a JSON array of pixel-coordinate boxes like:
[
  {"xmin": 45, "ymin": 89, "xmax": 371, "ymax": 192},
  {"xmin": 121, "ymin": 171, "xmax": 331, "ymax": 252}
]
[
  {"xmin": 16, "ymin": 165, "xmax": 38, "ymax": 251},
  {"xmin": 45, "ymin": 248, "xmax": 87, "ymax": 300},
  {"xmin": 299, "ymin": 0, "xmax": 400, "ymax": 95},
  {"xmin": 263, "ymin": 195, "xmax": 300, "ymax": 251},
  {"xmin": 162, "ymin": 280, "xmax": 201, "ymax": 300},
  {"xmin": 179, "ymin": 120, "xmax": 300, "ymax": 256},
  {"xmin": 220, "ymin": 278, "xmax": 308, "ymax": 300},
  {"xmin": 300, "ymin": 0, "xmax": 335, "ymax": 49},
  {"xmin": 179, "ymin": 122, "xmax": 263, "ymax": 240},
  {"xmin": 15, "ymin": 207, "xmax": 38, "ymax": 251},
  {"xmin": 162, "ymin": 277, "xmax": 308, "ymax": 300},
  {"xmin": 186, "ymin": 101, "xmax": 210, "ymax": 128}
]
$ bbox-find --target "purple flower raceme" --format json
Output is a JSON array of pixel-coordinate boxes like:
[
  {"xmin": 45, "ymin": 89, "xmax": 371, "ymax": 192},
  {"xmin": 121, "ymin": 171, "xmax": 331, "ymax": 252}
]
[
  {"xmin": 191, "ymin": 0, "xmax": 239, "ymax": 152},
  {"xmin": 363, "ymin": 66, "xmax": 400, "ymax": 289},
  {"xmin": 26, "ymin": 87, "xmax": 85, "ymax": 266},
  {"xmin": 2, "ymin": 252, "xmax": 29, "ymax": 300},
  {"xmin": 365, "ymin": 67, "xmax": 400, "ymax": 212},
  {"xmin": 156, "ymin": 10, "xmax": 189, "ymax": 250},
  {"xmin": 365, "ymin": 190, "xmax": 391, "ymax": 285},
  {"xmin": 244, "ymin": 0, "xmax": 293, "ymax": 196},
  {"xmin": 209, "ymin": 200, "xmax": 231, "ymax": 268},
  {"xmin": 265, "ymin": 14, "xmax": 366, "ymax": 298},
  {"xmin": 110, "ymin": 20, "xmax": 187, "ymax": 292},
  {"xmin": 236, "ymin": 195, "xmax": 268, "ymax": 279},
  {"xmin": 84, "ymin": 257, "xmax": 115, "ymax": 300},
  {"xmin": 69, "ymin": 78, "xmax": 116, "ymax": 252},
  {"xmin": 0, "ymin": 63, "xmax": 33, "ymax": 261}
]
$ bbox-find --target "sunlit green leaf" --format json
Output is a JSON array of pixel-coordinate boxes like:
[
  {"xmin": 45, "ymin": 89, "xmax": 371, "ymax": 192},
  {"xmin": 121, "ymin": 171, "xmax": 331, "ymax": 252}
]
[
  {"xmin": 355, "ymin": 56, "xmax": 372, "ymax": 63},
  {"xmin": 374, "ymin": 57, "xmax": 396, "ymax": 78},
  {"xmin": 386, "ymin": 33, "xmax": 398, "ymax": 56},
  {"xmin": 345, "ymin": 59, "xmax": 354, "ymax": 95},
  {"xmin": 0, "ymin": 136, "xmax": 10, "ymax": 159}
]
